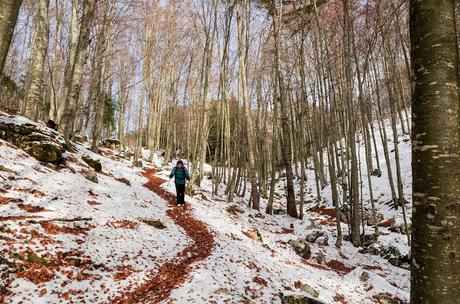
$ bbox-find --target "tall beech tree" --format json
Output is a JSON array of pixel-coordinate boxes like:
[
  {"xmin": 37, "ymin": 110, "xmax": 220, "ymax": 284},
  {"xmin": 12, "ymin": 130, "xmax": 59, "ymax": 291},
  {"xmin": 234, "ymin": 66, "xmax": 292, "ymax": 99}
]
[
  {"xmin": 60, "ymin": 0, "xmax": 96, "ymax": 140},
  {"xmin": 24, "ymin": 0, "xmax": 50, "ymax": 121},
  {"xmin": 1, "ymin": 0, "xmax": 443, "ymax": 251},
  {"xmin": 0, "ymin": 0, "xmax": 22, "ymax": 75},
  {"xmin": 410, "ymin": 0, "xmax": 460, "ymax": 302}
]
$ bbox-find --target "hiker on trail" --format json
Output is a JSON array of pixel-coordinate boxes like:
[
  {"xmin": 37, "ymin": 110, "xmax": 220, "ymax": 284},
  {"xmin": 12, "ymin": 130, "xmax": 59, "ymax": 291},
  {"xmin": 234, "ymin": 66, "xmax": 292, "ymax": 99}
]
[{"xmin": 169, "ymin": 160, "xmax": 190, "ymax": 206}]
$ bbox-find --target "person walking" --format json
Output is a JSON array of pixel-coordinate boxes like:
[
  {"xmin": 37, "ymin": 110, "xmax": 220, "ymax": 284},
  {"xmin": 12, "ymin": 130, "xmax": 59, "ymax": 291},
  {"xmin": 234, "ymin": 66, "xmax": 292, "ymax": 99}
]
[{"xmin": 169, "ymin": 160, "xmax": 190, "ymax": 206}]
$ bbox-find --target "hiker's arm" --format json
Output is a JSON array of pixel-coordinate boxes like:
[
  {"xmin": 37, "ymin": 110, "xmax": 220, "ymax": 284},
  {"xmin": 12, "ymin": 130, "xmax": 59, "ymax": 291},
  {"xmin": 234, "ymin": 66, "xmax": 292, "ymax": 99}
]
[{"xmin": 169, "ymin": 168, "xmax": 175, "ymax": 179}]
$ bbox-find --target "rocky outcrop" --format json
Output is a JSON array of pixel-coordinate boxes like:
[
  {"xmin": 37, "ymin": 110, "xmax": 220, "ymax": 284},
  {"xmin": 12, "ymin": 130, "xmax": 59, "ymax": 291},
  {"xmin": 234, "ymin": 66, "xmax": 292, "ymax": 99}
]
[
  {"xmin": 72, "ymin": 133, "xmax": 87, "ymax": 143},
  {"xmin": 82, "ymin": 155, "xmax": 102, "ymax": 172},
  {"xmin": 133, "ymin": 160, "xmax": 143, "ymax": 168},
  {"xmin": 380, "ymin": 245, "xmax": 410, "ymax": 270},
  {"xmin": 0, "ymin": 112, "xmax": 69, "ymax": 163},
  {"xmin": 294, "ymin": 281, "xmax": 319, "ymax": 298},
  {"xmin": 280, "ymin": 293, "xmax": 325, "ymax": 304},
  {"xmin": 304, "ymin": 230, "xmax": 329, "ymax": 246},
  {"xmin": 290, "ymin": 239, "xmax": 311, "ymax": 259},
  {"xmin": 83, "ymin": 169, "xmax": 98, "ymax": 183},
  {"xmin": 373, "ymin": 293, "xmax": 405, "ymax": 304},
  {"xmin": 103, "ymin": 138, "xmax": 121, "ymax": 149}
]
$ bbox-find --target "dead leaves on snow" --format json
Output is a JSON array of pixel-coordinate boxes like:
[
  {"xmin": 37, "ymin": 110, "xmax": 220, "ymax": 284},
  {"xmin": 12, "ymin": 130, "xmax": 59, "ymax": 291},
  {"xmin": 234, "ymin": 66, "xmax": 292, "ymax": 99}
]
[
  {"xmin": 0, "ymin": 196, "xmax": 23, "ymax": 205},
  {"xmin": 17, "ymin": 267, "xmax": 56, "ymax": 285},
  {"xmin": 17, "ymin": 203, "xmax": 49, "ymax": 213},
  {"xmin": 111, "ymin": 169, "xmax": 214, "ymax": 304},
  {"xmin": 38, "ymin": 220, "xmax": 93, "ymax": 235},
  {"xmin": 107, "ymin": 220, "xmax": 139, "ymax": 230}
]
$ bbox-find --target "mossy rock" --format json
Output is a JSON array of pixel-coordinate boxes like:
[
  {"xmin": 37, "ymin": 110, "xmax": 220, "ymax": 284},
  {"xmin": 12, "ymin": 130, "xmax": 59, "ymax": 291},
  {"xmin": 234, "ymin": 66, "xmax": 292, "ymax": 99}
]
[
  {"xmin": 26, "ymin": 253, "xmax": 56, "ymax": 267},
  {"xmin": 290, "ymin": 239, "xmax": 311, "ymax": 259},
  {"xmin": 226, "ymin": 205, "xmax": 244, "ymax": 215},
  {"xmin": 30, "ymin": 142, "xmax": 63, "ymax": 163},
  {"xmin": 280, "ymin": 293, "xmax": 325, "ymax": 304},
  {"xmin": 373, "ymin": 293, "xmax": 405, "ymax": 304},
  {"xmin": 294, "ymin": 281, "xmax": 319, "ymax": 298},
  {"xmin": 83, "ymin": 169, "xmax": 98, "ymax": 183},
  {"xmin": 82, "ymin": 155, "xmax": 102, "ymax": 172},
  {"xmin": 103, "ymin": 138, "xmax": 121, "ymax": 149},
  {"xmin": 0, "ymin": 165, "xmax": 16, "ymax": 173},
  {"xmin": 0, "ymin": 112, "xmax": 69, "ymax": 163},
  {"xmin": 11, "ymin": 252, "xmax": 55, "ymax": 267},
  {"xmin": 140, "ymin": 218, "xmax": 166, "ymax": 229}
]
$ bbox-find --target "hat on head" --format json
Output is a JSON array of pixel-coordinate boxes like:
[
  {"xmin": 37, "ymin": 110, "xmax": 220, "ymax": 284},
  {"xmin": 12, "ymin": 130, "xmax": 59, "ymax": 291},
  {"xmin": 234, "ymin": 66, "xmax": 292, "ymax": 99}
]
[{"xmin": 177, "ymin": 159, "xmax": 183, "ymax": 165}]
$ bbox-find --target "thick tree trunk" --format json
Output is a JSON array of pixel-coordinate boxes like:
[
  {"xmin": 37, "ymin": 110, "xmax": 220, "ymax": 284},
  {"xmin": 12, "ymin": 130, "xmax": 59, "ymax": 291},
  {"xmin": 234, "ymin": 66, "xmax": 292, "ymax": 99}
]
[
  {"xmin": 60, "ymin": 0, "xmax": 95, "ymax": 140},
  {"xmin": 56, "ymin": 0, "xmax": 78, "ymax": 121},
  {"xmin": 410, "ymin": 0, "xmax": 460, "ymax": 303},
  {"xmin": 24, "ymin": 0, "xmax": 50, "ymax": 121},
  {"xmin": 0, "ymin": 0, "xmax": 22, "ymax": 75}
]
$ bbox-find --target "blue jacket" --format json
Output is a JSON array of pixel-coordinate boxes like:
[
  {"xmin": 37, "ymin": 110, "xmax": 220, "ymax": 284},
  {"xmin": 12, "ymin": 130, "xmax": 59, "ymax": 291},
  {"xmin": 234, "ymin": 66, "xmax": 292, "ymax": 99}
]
[{"xmin": 169, "ymin": 166, "xmax": 190, "ymax": 185}]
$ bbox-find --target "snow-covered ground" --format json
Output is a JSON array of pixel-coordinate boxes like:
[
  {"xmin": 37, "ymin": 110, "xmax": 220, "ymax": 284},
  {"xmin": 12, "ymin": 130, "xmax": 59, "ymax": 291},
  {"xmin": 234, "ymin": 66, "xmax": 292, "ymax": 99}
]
[
  {"xmin": 1, "ymin": 112, "xmax": 411, "ymax": 303},
  {"xmin": 0, "ymin": 125, "xmax": 190, "ymax": 302}
]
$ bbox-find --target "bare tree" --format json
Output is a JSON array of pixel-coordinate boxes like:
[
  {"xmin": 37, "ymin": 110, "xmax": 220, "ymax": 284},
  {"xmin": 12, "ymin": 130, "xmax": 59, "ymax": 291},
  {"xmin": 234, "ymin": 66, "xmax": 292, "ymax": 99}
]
[
  {"xmin": 236, "ymin": 0, "xmax": 260, "ymax": 210},
  {"xmin": 23, "ymin": 0, "xmax": 50, "ymax": 121},
  {"xmin": 410, "ymin": 0, "xmax": 460, "ymax": 302},
  {"xmin": 0, "ymin": 0, "xmax": 22, "ymax": 75},
  {"xmin": 60, "ymin": 0, "xmax": 96, "ymax": 140}
]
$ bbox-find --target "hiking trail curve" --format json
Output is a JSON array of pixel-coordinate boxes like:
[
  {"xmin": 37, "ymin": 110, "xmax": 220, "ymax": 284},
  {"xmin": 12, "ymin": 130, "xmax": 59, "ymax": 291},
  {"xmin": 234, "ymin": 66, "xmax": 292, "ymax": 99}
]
[{"xmin": 112, "ymin": 168, "xmax": 214, "ymax": 303}]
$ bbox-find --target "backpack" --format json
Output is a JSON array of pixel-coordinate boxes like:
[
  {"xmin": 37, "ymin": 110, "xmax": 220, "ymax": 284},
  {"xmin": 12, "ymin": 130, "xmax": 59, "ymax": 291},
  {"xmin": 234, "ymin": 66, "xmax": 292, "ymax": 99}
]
[{"xmin": 174, "ymin": 167, "xmax": 187, "ymax": 181}]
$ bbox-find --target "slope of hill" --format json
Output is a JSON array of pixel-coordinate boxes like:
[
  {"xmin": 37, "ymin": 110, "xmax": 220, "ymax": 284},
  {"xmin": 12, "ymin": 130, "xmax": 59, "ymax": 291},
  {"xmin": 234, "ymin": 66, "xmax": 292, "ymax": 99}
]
[{"xmin": 0, "ymin": 112, "xmax": 410, "ymax": 303}]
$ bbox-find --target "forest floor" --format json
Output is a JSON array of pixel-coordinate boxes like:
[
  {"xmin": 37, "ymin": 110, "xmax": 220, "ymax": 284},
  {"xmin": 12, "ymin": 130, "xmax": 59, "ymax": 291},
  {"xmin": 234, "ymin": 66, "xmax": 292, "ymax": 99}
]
[
  {"xmin": 0, "ymin": 112, "xmax": 411, "ymax": 303},
  {"xmin": 112, "ymin": 169, "xmax": 214, "ymax": 303}
]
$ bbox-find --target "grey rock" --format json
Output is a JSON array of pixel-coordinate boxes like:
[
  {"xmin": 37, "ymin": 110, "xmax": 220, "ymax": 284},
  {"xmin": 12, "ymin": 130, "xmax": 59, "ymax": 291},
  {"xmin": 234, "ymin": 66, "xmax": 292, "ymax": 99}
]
[
  {"xmin": 367, "ymin": 212, "xmax": 384, "ymax": 226},
  {"xmin": 380, "ymin": 245, "xmax": 411, "ymax": 270},
  {"xmin": 373, "ymin": 293, "xmax": 404, "ymax": 304},
  {"xmin": 103, "ymin": 138, "xmax": 121, "ymax": 149},
  {"xmin": 0, "ymin": 113, "xmax": 69, "ymax": 163},
  {"xmin": 359, "ymin": 243, "xmax": 380, "ymax": 255},
  {"xmin": 82, "ymin": 155, "xmax": 102, "ymax": 172},
  {"xmin": 380, "ymin": 245, "xmax": 401, "ymax": 259},
  {"xmin": 306, "ymin": 230, "xmax": 325, "ymax": 243},
  {"xmin": 360, "ymin": 271, "xmax": 369, "ymax": 282},
  {"xmin": 294, "ymin": 281, "xmax": 319, "ymax": 298},
  {"xmin": 290, "ymin": 239, "xmax": 311, "ymax": 259},
  {"xmin": 315, "ymin": 252, "xmax": 327, "ymax": 265},
  {"xmin": 273, "ymin": 208, "xmax": 287, "ymax": 215},
  {"xmin": 133, "ymin": 160, "xmax": 143, "ymax": 168},
  {"xmin": 316, "ymin": 234, "xmax": 329, "ymax": 246},
  {"xmin": 280, "ymin": 293, "xmax": 325, "ymax": 304},
  {"xmin": 83, "ymin": 169, "xmax": 98, "ymax": 183}
]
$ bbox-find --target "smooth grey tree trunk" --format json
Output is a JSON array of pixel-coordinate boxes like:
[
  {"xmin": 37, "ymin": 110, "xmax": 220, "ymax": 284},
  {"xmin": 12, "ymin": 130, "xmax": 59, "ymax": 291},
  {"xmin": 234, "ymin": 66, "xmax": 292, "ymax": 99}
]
[
  {"xmin": 0, "ymin": 0, "xmax": 22, "ymax": 75},
  {"xmin": 273, "ymin": 3, "xmax": 297, "ymax": 218},
  {"xmin": 60, "ymin": 0, "xmax": 95, "ymax": 140},
  {"xmin": 24, "ymin": 0, "xmax": 50, "ymax": 121},
  {"xmin": 236, "ymin": 0, "xmax": 259, "ymax": 210},
  {"xmin": 343, "ymin": 0, "xmax": 361, "ymax": 246},
  {"xmin": 410, "ymin": 0, "xmax": 460, "ymax": 303}
]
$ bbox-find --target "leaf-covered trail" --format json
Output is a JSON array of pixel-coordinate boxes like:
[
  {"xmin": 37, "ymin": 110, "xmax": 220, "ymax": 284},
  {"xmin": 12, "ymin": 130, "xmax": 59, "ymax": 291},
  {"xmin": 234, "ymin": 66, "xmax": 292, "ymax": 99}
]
[{"xmin": 112, "ymin": 169, "xmax": 214, "ymax": 303}]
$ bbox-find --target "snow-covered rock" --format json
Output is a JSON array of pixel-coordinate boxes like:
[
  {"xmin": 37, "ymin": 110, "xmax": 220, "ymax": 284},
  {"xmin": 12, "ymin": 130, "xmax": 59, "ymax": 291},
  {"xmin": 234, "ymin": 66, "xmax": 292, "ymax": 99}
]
[{"xmin": 0, "ymin": 111, "xmax": 69, "ymax": 163}]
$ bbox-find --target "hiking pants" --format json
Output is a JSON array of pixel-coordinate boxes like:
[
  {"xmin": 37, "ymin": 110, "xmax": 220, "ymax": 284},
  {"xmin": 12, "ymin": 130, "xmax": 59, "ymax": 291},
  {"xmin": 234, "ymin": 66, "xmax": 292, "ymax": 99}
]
[{"xmin": 175, "ymin": 183, "xmax": 186, "ymax": 205}]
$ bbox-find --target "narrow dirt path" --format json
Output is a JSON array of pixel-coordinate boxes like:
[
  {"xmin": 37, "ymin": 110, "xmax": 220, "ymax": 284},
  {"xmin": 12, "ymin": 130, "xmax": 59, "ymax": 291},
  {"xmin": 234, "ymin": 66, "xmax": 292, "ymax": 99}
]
[{"xmin": 112, "ymin": 168, "xmax": 214, "ymax": 304}]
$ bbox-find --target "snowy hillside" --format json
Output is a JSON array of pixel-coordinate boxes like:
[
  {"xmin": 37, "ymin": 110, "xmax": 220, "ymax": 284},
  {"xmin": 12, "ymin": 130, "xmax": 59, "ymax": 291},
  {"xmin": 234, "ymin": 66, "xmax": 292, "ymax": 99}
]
[{"xmin": 1, "ymin": 112, "xmax": 411, "ymax": 303}]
